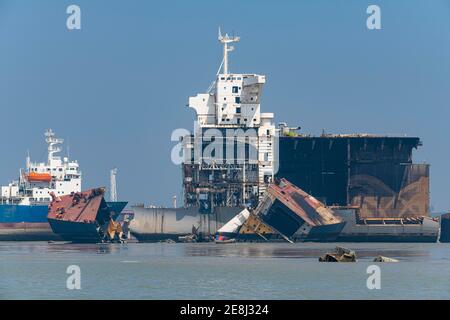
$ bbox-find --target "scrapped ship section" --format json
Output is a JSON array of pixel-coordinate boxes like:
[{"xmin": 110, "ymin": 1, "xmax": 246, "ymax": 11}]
[
  {"xmin": 130, "ymin": 30, "xmax": 438, "ymax": 243},
  {"xmin": 181, "ymin": 30, "xmax": 276, "ymax": 212},
  {"xmin": 277, "ymin": 135, "xmax": 429, "ymax": 218},
  {"xmin": 47, "ymin": 188, "xmax": 127, "ymax": 243}
]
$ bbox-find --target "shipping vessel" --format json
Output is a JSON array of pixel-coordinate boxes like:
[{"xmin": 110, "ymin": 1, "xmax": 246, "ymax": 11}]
[
  {"xmin": 0, "ymin": 130, "xmax": 127, "ymax": 241},
  {"xmin": 0, "ymin": 130, "xmax": 82, "ymax": 240},
  {"xmin": 129, "ymin": 30, "xmax": 438, "ymax": 242}
]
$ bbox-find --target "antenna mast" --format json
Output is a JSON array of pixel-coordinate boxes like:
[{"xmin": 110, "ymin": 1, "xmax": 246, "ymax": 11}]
[
  {"xmin": 110, "ymin": 167, "xmax": 118, "ymax": 202},
  {"xmin": 45, "ymin": 129, "xmax": 64, "ymax": 165},
  {"xmin": 218, "ymin": 27, "xmax": 240, "ymax": 75}
]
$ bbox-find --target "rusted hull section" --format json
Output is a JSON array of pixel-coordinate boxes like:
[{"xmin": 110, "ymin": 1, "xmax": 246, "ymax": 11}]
[
  {"xmin": 252, "ymin": 179, "xmax": 344, "ymax": 241},
  {"xmin": 277, "ymin": 136, "xmax": 429, "ymax": 219},
  {"xmin": 349, "ymin": 164, "xmax": 429, "ymax": 218},
  {"xmin": 47, "ymin": 188, "xmax": 126, "ymax": 243}
]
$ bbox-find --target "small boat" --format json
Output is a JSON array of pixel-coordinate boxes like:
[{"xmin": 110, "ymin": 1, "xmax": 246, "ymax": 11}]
[{"xmin": 27, "ymin": 172, "xmax": 52, "ymax": 183}]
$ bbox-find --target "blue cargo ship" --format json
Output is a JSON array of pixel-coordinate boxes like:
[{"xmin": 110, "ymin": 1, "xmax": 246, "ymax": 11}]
[{"xmin": 0, "ymin": 129, "xmax": 83, "ymax": 240}]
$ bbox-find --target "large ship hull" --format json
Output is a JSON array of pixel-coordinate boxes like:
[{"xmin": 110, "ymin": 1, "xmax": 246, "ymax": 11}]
[
  {"xmin": 0, "ymin": 204, "xmax": 60, "ymax": 241},
  {"xmin": 334, "ymin": 209, "xmax": 439, "ymax": 243},
  {"xmin": 130, "ymin": 206, "xmax": 242, "ymax": 242},
  {"xmin": 130, "ymin": 205, "xmax": 439, "ymax": 243},
  {"xmin": 0, "ymin": 222, "xmax": 59, "ymax": 241}
]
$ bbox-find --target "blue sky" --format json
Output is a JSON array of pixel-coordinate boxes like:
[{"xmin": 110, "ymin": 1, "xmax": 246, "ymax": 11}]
[{"xmin": 0, "ymin": 0, "xmax": 449, "ymax": 211}]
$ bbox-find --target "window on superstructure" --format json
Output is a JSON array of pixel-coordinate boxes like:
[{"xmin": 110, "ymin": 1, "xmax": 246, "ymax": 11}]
[
  {"xmin": 232, "ymin": 86, "xmax": 239, "ymax": 93},
  {"xmin": 236, "ymin": 107, "xmax": 241, "ymax": 114},
  {"xmin": 235, "ymin": 97, "xmax": 240, "ymax": 104}
]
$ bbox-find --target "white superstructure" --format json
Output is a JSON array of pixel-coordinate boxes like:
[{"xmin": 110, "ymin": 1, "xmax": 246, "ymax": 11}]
[
  {"xmin": 188, "ymin": 30, "xmax": 267, "ymax": 129},
  {"xmin": 1, "ymin": 129, "xmax": 82, "ymax": 205},
  {"xmin": 182, "ymin": 30, "xmax": 277, "ymax": 209}
]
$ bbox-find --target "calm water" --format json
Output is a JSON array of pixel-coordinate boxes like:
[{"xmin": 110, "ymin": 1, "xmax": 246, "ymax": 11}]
[{"xmin": 1, "ymin": 242, "xmax": 449, "ymax": 299}]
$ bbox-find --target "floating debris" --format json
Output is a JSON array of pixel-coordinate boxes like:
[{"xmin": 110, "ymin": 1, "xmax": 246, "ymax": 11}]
[
  {"xmin": 178, "ymin": 234, "xmax": 197, "ymax": 243},
  {"xmin": 215, "ymin": 238, "xmax": 236, "ymax": 244},
  {"xmin": 319, "ymin": 246, "xmax": 357, "ymax": 262},
  {"xmin": 161, "ymin": 239, "xmax": 176, "ymax": 244},
  {"xmin": 373, "ymin": 255, "xmax": 399, "ymax": 262}
]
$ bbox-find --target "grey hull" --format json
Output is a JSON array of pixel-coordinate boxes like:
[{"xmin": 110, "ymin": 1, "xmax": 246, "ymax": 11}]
[
  {"xmin": 129, "ymin": 206, "xmax": 242, "ymax": 242},
  {"xmin": 130, "ymin": 206, "xmax": 440, "ymax": 243},
  {"xmin": 334, "ymin": 209, "xmax": 439, "ymax": 243}
]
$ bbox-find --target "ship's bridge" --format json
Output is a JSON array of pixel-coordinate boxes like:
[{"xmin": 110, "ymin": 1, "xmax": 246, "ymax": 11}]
[{"xmin": 189, "ymin": 73, "xmax": 266, "ymax": 128}]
